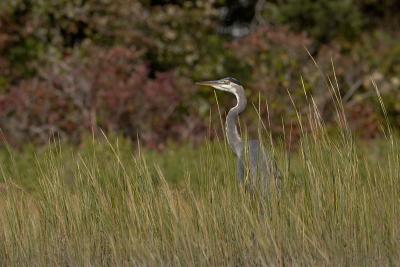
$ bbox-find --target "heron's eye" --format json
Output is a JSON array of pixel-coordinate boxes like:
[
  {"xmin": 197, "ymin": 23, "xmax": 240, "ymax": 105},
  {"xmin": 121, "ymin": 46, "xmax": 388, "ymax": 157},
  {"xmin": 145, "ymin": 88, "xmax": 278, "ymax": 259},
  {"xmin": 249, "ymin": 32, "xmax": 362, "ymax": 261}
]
[{"xmin": 223, "ymin": 80, "xmax": 229, "ymax": 84}]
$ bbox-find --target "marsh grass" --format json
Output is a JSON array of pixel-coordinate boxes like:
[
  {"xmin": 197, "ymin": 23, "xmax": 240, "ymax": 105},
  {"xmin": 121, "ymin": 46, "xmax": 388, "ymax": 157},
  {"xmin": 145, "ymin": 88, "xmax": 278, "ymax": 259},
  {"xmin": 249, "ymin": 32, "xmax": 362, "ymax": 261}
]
[
  {"xmin": 1, "ymin": 76, "xmax": 400, "ymax": 265},
  {"xmin": 0, "ymin": 127, "xmax": 399, "ymax": 266}
]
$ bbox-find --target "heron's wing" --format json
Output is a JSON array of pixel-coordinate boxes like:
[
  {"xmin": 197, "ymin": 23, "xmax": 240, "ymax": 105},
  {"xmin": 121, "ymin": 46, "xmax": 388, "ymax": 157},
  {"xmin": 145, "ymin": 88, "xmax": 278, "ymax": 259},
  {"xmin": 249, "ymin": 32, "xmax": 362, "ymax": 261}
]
[
  {"xmin": 248, "ymin": 139, "xmax": 281, "ymax": 191},
  {"xmin": 248, "ymin": 140, "xmax": 261, "ymax": 180}
]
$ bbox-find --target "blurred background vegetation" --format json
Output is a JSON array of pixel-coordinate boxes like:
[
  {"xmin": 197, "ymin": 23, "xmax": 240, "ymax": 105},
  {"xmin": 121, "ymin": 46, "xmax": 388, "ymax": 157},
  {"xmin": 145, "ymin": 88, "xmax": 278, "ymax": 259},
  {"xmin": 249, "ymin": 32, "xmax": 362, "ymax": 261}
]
[{"xmin": 0, "ymin": 0, "xmax": 399, "ymax": 149}]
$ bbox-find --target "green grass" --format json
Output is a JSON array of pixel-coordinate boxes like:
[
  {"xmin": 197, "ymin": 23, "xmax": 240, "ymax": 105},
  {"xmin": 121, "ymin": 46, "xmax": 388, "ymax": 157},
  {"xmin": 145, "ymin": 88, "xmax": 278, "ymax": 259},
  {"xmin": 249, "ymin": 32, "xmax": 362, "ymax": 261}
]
[{"xmin": 0, "ymin": 129, "xmax": 399, "ymax": 266}]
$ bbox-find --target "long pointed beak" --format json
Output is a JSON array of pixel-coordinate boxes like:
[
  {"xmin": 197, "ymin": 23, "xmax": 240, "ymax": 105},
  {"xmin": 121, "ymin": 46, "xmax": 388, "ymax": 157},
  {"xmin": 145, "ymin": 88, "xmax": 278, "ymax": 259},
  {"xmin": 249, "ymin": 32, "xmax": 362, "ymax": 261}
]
[{"xmin": 196, "ymin": 80, "xmax": 222, "ymax": 87}]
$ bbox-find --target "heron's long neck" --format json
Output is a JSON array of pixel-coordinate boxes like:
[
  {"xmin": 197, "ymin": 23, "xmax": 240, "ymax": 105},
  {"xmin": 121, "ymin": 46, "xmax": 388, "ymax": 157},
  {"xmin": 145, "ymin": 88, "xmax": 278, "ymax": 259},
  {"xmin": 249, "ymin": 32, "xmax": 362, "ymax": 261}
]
[{"xmin": 226, "ymin": 87, "xmax": 246, "ymax": 157}]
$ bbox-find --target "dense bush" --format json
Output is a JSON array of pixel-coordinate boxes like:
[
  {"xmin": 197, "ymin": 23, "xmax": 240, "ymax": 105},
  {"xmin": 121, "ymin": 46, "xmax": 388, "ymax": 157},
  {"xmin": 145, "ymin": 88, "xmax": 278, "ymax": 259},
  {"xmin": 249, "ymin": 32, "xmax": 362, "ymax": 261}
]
[
  {"xmin": 0, "ymin": 46, "xmax": 208, "ymax": 148},
  {"xmin": 0, "ymin": 0, "xmax": 399, "ymax": 148},
  {"xmin": 265, "ymin": 0, "xmax": 364, "ymax": 42},
  {"xmin": 264, "ymin": 0, "xmax": 399, "ymax": 43}
]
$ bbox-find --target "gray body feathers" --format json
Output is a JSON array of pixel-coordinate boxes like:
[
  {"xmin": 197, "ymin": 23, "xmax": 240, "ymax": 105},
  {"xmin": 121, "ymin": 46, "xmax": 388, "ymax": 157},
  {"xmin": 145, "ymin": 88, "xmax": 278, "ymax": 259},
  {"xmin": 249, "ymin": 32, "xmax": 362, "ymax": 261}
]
[{"xmin": 237, "ymin": 139, "xmax": 281, "ymax": 194}]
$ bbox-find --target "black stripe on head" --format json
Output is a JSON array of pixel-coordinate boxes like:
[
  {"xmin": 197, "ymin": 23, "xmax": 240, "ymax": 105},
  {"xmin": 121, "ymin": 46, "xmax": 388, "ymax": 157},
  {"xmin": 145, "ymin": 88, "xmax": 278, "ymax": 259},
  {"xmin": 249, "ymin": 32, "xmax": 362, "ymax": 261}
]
[{"xmin": 224, "ymin": 77, "xmax": 242, "ymax": 86}]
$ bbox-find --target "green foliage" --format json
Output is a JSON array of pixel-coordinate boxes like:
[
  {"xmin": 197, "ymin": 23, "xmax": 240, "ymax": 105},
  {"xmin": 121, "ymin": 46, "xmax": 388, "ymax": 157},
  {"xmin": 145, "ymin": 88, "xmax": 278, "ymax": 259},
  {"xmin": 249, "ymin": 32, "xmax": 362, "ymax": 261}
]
[
  {"xmin": 264, "ymin": 0, "xmax": 399, "ymax": 42},
  {"xmin": 266, "ymin": 0, "xmax": 364, "ymax": 42},
  {"xmin": 140, "ymin": 2, "xmax": 220, "ymax": 75},
  {"xmin": 7, "ymin": 37, "xmax": 45, "ymax": 77}
]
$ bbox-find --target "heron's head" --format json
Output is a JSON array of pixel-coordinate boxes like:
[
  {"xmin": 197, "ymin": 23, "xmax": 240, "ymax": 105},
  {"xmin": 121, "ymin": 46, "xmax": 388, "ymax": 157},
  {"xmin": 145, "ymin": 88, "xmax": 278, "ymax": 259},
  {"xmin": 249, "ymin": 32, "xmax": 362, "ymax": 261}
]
[{"xmin": 196, "ymin": 77, "xmax": 243, "ymax": 93}]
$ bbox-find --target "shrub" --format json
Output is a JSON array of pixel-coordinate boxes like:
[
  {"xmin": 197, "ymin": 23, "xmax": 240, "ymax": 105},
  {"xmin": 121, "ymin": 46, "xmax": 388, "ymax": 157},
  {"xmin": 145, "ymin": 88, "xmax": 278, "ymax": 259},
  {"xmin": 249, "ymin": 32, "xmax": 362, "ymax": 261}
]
[
  {"xmin": 0, "ymin": 46, "xmax": 207, "ymax": 148},
  {"xmin": 0, "ymin": 1, "xmax": 398, "ymax": 148}
]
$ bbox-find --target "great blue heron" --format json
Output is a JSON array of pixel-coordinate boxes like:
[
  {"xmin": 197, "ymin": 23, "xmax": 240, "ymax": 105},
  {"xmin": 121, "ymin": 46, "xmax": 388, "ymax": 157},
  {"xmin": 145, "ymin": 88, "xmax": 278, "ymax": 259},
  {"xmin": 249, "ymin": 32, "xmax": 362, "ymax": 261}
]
[{"xmin": 197, "ymin": 77, "xmax": 281, "ymax": 194}]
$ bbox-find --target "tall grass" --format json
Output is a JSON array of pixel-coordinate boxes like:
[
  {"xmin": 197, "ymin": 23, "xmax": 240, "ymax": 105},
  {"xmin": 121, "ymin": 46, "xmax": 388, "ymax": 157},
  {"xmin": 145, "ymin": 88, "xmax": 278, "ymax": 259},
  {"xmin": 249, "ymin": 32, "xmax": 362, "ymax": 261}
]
[
  {"xmin": 1, "ymin": 79, "xmax": 399, "ymax": 265},
  {"xmin": 1, "ymin": 131, "xmax": 399, "ymax": 265}
]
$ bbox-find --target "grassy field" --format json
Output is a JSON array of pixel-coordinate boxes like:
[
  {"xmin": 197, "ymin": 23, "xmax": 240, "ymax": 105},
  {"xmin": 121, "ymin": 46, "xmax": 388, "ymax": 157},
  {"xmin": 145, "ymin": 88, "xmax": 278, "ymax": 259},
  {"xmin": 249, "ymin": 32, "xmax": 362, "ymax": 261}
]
[{"xmin": 0, "ymin": 125, "xmax": 399, "ymax": 266}]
